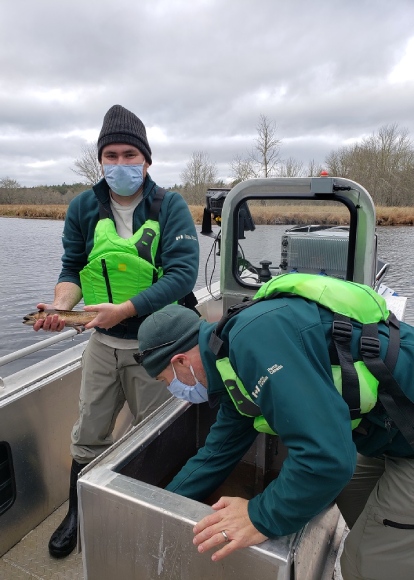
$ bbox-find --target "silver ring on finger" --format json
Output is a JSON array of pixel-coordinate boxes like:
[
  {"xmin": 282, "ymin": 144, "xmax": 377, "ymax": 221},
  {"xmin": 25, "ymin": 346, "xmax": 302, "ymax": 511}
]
[{"xmin": 221, "ymin": 530, "xmax": 230, "ymax": 542}]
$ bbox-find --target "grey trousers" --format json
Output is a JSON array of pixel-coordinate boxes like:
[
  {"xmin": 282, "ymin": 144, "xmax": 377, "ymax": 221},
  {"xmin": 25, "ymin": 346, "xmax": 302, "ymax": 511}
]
[
  {"xmin": 70, "ymin": 332, "xmax": 171, "ymax": 463},
  {"xmin": 336, "ymin": 453, "xmax": 414, "ymax": 580}
]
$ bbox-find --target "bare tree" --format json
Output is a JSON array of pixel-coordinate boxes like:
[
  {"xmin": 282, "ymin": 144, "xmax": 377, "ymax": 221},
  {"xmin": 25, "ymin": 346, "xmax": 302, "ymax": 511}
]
[
  {"xmin": 249, "ymin": 114, "xmax": 281, "ymax": 177},
  {"xmin": 277, "ymin": 157, "xmax": 304, "ymax": 177},
  {"xmin": 230, "ymin": 114, "xmax": 281, "ymax": 187},
  {"xmin": 230, "ymin": 154, "xmax": 257, "ymax": 184},
  {"xmin": 180, "ymin": 151, "xmax": 218, "ymax": 204},
  {"xmin": 0, "ymin": 176, "xmax": 21, "ymax": 203},
  {"xmin": 307, "ymin": 159, "xmax": 325, "ymax": 177},
  {"xmin": 325, "ymin": 124, "xmax": 414, "ymax": 206},
  {"xmin": 72, "ymin": 143, "xmax": 102, "ymax": 185}
]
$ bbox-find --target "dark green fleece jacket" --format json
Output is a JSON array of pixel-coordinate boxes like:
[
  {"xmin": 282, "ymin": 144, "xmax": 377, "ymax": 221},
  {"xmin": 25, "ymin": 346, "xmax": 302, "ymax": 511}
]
[
  {"xmin": 58, "ymin": 175, "xmax": 199, "ymax": 339},
  {"xmin": 166, "ymin": 296, "xmax": 414, "ymax": 538}
]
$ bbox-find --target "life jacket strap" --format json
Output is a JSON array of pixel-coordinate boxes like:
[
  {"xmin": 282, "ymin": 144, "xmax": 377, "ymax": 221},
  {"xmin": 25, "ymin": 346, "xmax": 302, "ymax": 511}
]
[
  {"xmin": 99, "ymin": 202, "xmax": 110, "ymax": 219},
  {"xmin": 208, "ymin": 331, "xmax": 224, "ymax": 356},
  {"xmin": 361, "ymin": 322, "xmax": 414, "ymax": 448},
  {"xmin": 209, "ymin": 299, "xmax": 257, "ymax": 358},
  {"xmin": 135, "ymin": 228, "xmax": 157, "ymax": 263},
  {"xmin": 330, "ymin": 314, "xmax": 361, "ymax": 420},
  {"xmin": 148, "ymin": 187, "xmax": 165, "ymax": 220},
  {"xmin": 384, "ymin": 312, "xmax": 400, "ymax": 371},
  {"xmin": 134, "ymin": 188, "xmax": 166, "ymax": 261}
]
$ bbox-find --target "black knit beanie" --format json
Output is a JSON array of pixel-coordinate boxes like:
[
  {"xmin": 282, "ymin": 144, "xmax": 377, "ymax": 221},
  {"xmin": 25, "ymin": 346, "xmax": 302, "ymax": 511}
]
[
  {"xmin": 97, "ymin": 105, "xmax": 152, "ymax": 165},
  {"xmin": 137, "ymin": 305, "xmax": 202, "ymax": 378}
]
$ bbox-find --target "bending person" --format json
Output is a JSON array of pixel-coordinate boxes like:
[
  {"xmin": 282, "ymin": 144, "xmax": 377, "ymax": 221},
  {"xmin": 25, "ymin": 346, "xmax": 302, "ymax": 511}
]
[{"xmin": 137, "ymin": 287, "xmax": 414, "ymax": 580}]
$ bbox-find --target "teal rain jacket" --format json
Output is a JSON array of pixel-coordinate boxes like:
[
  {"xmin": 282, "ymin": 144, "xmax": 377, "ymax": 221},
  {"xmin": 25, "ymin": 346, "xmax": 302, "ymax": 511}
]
[
  {"xmin": 58, "ymin": 175, "xmax": 199, "ymax": 339},
  {"xmin": 165, "ymin": 296, "xmax": 414, "ymax": 538}
]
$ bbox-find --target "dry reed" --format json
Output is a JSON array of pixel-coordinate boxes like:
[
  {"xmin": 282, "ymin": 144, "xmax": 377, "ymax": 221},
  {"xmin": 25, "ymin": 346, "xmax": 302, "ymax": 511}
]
[
  {"xmin": 1, "ymin": 204, "xmax": 414, "ymax": 226},
  {"xmin": 0, "ymin": 204, "xmax": 67, "ymax": 219},
  {"xmin": 189, "ymin": 204, "xmax": 414, "ymax": 226}
]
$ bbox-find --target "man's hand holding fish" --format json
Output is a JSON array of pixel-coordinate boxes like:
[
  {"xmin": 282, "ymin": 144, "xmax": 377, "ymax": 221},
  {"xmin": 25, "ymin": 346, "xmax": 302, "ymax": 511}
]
[
  {"xmin": 83, "ymin": 301, "xmax": 136, "ymax": 331},
  {"xmin": 24, "ymin": 304, "xmax": 98, "ymax": 333},
  {"xmin": 24, "ymin": 300, "xmax": 136, "ymax": 333}
]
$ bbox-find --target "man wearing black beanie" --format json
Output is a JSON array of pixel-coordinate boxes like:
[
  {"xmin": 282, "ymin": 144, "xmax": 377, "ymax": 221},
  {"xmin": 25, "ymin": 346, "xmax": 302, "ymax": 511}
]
[
  {"xmin": 32, "ymin": 104, "xmax": 200, "ymax": 558},
  {"xmin": 97, "ymin": 104, "xmax": 153, "ymax": 165}
]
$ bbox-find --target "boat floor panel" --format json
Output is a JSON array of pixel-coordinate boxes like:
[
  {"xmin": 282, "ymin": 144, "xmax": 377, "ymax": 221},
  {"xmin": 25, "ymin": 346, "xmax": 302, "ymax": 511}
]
[{"xmin": 0, "ymin": 502, "xmax": 83, "ymax": 579}]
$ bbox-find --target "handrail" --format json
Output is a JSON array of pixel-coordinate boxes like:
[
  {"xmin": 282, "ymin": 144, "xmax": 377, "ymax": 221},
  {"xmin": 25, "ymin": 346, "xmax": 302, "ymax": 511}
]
[
  {"xmin": 219, "ymin": 177, "xmax": 377, "ymax": 312},
  {"xmin": 0, "ymin": 328, "xmax": 87, "ymax": 368}
]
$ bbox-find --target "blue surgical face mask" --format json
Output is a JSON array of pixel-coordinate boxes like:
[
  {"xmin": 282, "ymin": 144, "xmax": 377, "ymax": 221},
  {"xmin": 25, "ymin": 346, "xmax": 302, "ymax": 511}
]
[
  {"xmin": 167, "ymin": 364, "xmax": 209, "ymax": 404},
  {"xmin": 103, "ymin": 163, "xmax": 145, "ymax": 196}
]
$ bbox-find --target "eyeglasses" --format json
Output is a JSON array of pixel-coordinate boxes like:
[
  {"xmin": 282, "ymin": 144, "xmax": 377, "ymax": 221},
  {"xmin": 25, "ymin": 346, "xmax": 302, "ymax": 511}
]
[{"xmin": 133, "ymin": 340, "xmax": 175, "ymax": 365}]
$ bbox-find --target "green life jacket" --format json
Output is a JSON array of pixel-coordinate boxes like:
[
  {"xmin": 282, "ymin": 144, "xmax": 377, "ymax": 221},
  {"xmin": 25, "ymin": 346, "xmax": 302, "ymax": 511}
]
[
  {"xmin": 209, "ymin": 273, "xmax": 414, "ymax": 448},
  {"xmin": 80, "ymin": 189, "xmax": 165, "ymax": 305}
]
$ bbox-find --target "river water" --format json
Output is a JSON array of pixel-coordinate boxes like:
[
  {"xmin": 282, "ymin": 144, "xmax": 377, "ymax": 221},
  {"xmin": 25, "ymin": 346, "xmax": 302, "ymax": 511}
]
[{"xmin": 0, "ymin": 217, "xmax": 413, "ymax": 378}]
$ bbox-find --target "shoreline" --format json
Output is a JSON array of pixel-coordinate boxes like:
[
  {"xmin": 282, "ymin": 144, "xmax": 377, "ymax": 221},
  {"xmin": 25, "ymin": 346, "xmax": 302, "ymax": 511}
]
[{"xmin": 0, "ymin": 204, "xmax": 413, "ymax": 226}]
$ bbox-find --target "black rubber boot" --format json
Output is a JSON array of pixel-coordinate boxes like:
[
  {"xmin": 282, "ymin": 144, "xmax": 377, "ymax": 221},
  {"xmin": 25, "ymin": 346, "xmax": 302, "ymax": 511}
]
[{"xmin": 48, "ymin": 459, "xmax": 84, "ymax": 558}]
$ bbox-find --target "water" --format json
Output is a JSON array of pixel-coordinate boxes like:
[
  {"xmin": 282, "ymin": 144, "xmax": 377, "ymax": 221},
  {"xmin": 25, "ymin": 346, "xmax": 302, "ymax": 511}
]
[
  {"xmin": 0, "ymin": 217, "xmax": 413, "ymax": 377},
  {"xmin": 0, "ymin": 218, "xmax": 222, "ymax": 377}
]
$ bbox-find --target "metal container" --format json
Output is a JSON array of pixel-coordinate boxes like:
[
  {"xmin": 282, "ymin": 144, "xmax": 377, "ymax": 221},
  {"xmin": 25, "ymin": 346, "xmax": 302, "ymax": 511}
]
[
  {"xmin": 79, "ymin": 397, "xmax": 343, "ymax": 579},
  {"xmin": 280, "ymin": 228, "xmax": 349, "ymax": 278},
  {"xmin": 0, "ymin": 341, "xmax": 134, "ymax": 557}
]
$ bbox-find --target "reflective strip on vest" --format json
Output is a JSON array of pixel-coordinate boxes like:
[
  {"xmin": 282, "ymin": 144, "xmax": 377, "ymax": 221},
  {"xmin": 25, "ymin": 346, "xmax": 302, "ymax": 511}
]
[
  {"xmin": 216, "ymin": 357, "xmax": 277, "ymax": 436},
  {"xmin": 217, "ymin": 356, "xmax": 379, "ymax": 435}
]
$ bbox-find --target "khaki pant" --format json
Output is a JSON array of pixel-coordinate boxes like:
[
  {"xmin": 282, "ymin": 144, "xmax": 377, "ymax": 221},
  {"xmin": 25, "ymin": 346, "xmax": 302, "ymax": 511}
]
[
  {"xmin": 70, "ymin": 332, "xmax": 170, "ymax": 463},
  {"xmin": 336, "ymin": 453, "xmax": 414, "ymax": 580}
]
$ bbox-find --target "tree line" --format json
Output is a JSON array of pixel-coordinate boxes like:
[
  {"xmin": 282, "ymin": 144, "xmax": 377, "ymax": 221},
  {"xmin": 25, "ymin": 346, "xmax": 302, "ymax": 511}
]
[
  {"xmin": 1, "ymin": 119, "xmax": 413, "ymax": 207},
  {"xmin": 178, "ymin": 119, "xmax": 414, "ymax": 207},
  {"xmin": 0, "ymin": 181, "xmax": 85, "ymax": 205}
]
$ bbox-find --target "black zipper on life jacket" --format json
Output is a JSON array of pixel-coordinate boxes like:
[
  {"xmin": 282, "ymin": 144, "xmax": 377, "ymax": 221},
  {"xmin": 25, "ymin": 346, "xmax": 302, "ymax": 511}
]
[
  {"xmin": 101, "ymin": 259, "xmax": 113, "ymax": 303},
  {"xmin": 383, "ymin": 519, "xmax": 414, "ymax": 529}
]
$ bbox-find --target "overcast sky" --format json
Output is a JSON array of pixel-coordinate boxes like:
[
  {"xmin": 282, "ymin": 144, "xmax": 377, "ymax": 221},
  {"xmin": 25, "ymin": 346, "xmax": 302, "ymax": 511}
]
[{"xmin": 1, "ymin": 0, "xmax": 413, "ymax": 188}]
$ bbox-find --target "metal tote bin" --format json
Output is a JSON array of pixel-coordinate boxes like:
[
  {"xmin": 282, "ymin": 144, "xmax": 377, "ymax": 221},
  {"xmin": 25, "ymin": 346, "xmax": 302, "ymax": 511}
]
[{"xmin": 78, "ymin": 397, "xmax": 344, "ymax": 580}]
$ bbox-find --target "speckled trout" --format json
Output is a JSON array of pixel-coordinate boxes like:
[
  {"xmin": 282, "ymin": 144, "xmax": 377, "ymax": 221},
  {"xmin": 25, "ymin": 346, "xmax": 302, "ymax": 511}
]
[{"xmin": 23, "ymin": 309, "xmax": 99, "ymax": 333}]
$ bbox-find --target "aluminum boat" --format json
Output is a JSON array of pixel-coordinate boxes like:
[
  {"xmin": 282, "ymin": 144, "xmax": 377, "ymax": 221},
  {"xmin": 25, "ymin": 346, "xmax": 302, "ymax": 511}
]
[{"xmin": 0, "ymin": 177, "xmax": 407, "ymax": 579}]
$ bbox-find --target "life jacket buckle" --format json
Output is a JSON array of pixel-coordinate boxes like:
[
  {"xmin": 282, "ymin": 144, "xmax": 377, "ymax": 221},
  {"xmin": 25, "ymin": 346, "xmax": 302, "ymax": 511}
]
[
  {"xmin": 332, "ymin": 319, "xmax": 353, "ymax": 343},
  {"xmin": 228, "ymin": 302, "xmax": 250, "ymax": 316},
  {"xmin": 360, "ymin": 336, "xmax": 380, "ymax": 358}
]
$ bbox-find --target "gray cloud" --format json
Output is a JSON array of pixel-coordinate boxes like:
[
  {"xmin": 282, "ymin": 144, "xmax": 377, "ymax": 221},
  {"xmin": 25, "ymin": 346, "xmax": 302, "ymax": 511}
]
[{"xmin": 0, "ymin": 0, "xmax": 413, "ymax": 186}]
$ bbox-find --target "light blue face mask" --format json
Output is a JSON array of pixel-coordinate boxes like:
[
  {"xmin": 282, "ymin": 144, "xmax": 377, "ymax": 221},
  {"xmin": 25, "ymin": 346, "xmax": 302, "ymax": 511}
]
[
  {"xmin": 103, "ymin": 163, "xmax": 145, "ymax": 196},
  {"xmin": 167, "ymin": 364, "xmax": 209, "ymax": 404}
]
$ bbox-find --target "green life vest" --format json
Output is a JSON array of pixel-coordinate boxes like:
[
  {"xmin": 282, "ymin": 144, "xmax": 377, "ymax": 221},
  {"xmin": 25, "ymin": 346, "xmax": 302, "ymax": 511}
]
[
  {"xmin": 254, "ymin": 273, "xmax": 389, "ymax": 324},
  {"xmin": 80, "ymin": 189, "xmax": 164, "ymax": 305},
  {"xmin": 209, "ymin": 273, "xmax": 414, "ymax": 448},
  {"xmin": 215, "ymin": 358, "xmax": 379, "ymax": 436}
]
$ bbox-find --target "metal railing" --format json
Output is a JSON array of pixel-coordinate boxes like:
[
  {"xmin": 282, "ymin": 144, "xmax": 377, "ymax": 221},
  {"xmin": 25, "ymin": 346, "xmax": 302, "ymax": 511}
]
[{"xmin": 0, "ymin": 329, "xmax": 88, "ymax": 386}]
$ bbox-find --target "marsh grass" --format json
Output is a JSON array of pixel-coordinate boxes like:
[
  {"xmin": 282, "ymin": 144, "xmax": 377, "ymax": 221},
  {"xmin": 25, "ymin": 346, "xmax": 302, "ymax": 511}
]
[
  {"xmin": 189, "ymin": 204, "xmax": 414, "ymax": 226},
  {"xmin": 0, "ymin": 204, "xmax": 67, "ymax": 219},
  {"xmin": 1, "ymin": 204, "xmax": 414, "ymax": 225}
]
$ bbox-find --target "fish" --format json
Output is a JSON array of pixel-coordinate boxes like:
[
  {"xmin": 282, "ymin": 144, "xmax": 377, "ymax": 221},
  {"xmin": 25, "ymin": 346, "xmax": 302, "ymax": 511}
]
[{"xmin": 23, "ymin": 309, "xmax": 99, "ymax": 333}]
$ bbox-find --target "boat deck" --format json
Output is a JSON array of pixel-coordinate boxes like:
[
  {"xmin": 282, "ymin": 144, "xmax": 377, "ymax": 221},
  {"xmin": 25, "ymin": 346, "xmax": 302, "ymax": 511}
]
[{"xmin": 0, "ymin": 502, "xmax": 83, "ymax": 579}]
